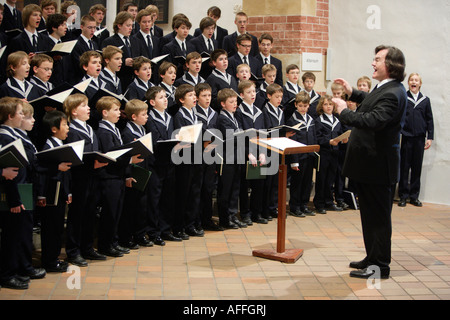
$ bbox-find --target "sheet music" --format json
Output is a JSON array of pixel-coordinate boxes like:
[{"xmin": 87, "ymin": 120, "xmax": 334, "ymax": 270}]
[{"xmin": 258, "ymin": 137, "xmax": 306, "ymax": 151}]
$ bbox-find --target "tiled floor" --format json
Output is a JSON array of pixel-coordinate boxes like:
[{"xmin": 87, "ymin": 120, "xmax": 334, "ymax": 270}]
[{"xmin": 1, "ymin": 201, "xmax": 450, "ymax": 300}]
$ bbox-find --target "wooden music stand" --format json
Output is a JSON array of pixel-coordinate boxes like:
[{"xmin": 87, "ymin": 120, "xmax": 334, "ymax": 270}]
[{"xmin": 250, "ymin": 137, "xmax": 320, "ymax": 263}]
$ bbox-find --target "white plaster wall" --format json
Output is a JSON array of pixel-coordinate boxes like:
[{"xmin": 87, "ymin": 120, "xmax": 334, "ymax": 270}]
[{"xmin": 329, "ymin": 0, "xmax": 450, "ymax": 205}]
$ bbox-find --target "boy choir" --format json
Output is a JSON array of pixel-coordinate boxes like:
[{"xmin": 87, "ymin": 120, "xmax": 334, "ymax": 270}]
[{"xmin": 0, "ymin": 2, "xmax": 431, "ymax": 291}]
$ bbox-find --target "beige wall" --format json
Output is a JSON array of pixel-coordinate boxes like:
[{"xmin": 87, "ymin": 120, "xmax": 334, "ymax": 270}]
[{"xmin": 329, "ymin": 0, "xmax": 450, "ymax": 205}]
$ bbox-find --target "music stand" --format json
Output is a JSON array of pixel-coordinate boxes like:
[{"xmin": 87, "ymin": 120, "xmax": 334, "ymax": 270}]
[{"xmin": 250, "ymin": 137, "xmax": 320, "ymax": 263}]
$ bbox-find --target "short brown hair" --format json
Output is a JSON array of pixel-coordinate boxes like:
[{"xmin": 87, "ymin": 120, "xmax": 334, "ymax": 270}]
[
  {"xmin": 63, "ymin": 93, "xmax": 88, "ymax": 121},
  {"xmin": 173, "ymin": 17, "xmax": 192, "ymax": 30},
  {"xmin": 210, "ymin": 49, "xmax": 227, "ymax": 62},
  {"xmin": 357, "ymin": 76, "xmax": 372, "ymax": 90},
  {"xmin": 145, "ymin": 86, "xmax": 165, "ymax": 102},
  {"xmin": 102, "ymin": 45, "xmax": 123, "ymax": 63},
  {"xmin": 295, "ymin": 91, "xmax": 311, "ymax": 105},
  {"xmin": 195, "ymin": 83, "xmax": 212, "ymax": 97},
  {"xmin": 125, "ymin": 99, "xmax": 148, "ymax": 119},
  {"xmin": 133, "ymin": 56, "xmax": 152, "ymax": 71},
  {"xmin": 89, "ymin": 4, "xmax": 106, "ymax": 15},
  {"xmin": 186, "ymin": 52, "xmax": 202, "ymax": 65},
  {"xmin": 175, "ymin": 84, "xmax": 195, "ymax": 105},
  {"xmin": 259, "ymin": 33, "xmax": 273, "ymax": 44},
  {"xmin": 6, "ymin": 51, "xmax": 29, "ymax": 78},
  {"xmin": 113, "ymin": 11, "xmax": 133, "ymax": 34},
  {"xmin": 262, "ymin": 64, "xmax": 276, "ymax": 76},
  {"xmin": 266, "ymin": 83, "xmax": 283, "ymax": 96},
  {"xmin": 22, "ymin": 4, "xmax": 42, "ymax": 27},
  {"xmin": 217, "ymin": 88, "xmax": 237, "ymax": 105},
  {"xmin": 81, "ymin": 14, "xmax": 96, "ymax": 26},
  {"xmin": 0, "ymin": 97, "xmax": 23, "ymax": 124},
  {"xmin": 159, "ymin": 61, "xmax": 177, "ymax": 75},
  {"xmin": 238, "ymin": 80, "xmax": 255, "ymax": 94},
  {"xmin": 31, "ymin": 54, "xmax": 53, "ymax": 70},
  {"xmin": 199, "ymin": 16, "xmax": 215, "ymax": 31},
  {"xmin": 79, "ymin": 50, "xmax": 102, "ymax": 69},
  {"xmin": 302, "ymin": 72, "xmax": 316, "ymax": 83},
  {"xmin": 96, "ymin": 96, "xmax": 120, "ymax": 114},
  {"xmin": 286, "ymin": 64, "xmax": 300, "ymax": 74},
  {"xmin": 136, "ymin": 9, "xmax": 152, "ymax": 23},
  {"xmin": 41, "ymin": 0, "xmax": 57, "ymax": 11}
]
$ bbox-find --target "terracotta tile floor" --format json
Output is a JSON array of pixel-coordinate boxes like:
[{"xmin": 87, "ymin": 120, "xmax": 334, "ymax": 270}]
[{"xmin": 1, "ymin": 201, "xmax": 450, "ymax": 300}]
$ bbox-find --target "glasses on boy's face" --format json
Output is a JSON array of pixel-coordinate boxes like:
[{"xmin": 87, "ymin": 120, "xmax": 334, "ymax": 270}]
[{"xmin": 39, "ymin": 67, "xmax": 53, "ymax": 72}]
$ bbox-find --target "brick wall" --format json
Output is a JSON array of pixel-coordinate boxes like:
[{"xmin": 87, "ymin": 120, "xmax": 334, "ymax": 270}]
[{"xmin": 247, "ymin": 0, "xmax": 329, "ymax": 55}]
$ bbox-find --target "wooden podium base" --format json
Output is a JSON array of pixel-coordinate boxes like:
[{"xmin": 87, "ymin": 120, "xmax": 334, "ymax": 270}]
[{"xmin": 252, "ymin": 248, "xmax": 304, "ymax": 264}]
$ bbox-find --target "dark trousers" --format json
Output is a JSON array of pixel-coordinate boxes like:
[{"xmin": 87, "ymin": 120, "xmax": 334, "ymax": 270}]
[
  {"xmin": 398, "ymin": 136, "xmax": 425, "ymax": 200},
  {"xmin": 40, "ymin": 200, "xmax": 66, "ymax": 267},
  {"xmin": 199, "ymin": 162, "xmax": 217, "ymax": 227},
  {"xmin": 119, "ymin": 186, "xmax": 148, "ymax": 243},
  {"xmin": 98, "ymin": 178, "xmax": 125, "ymax": 251},
  {"xmin": 218, "ymin": 164, "xmax": 240, "ymax": 224},
  {"xmin": 174, "ymin": 164, "xmax": 202, "ymax": 232},
  {"xmin": 0, "ymin": 210, "xmax": 33, "ymax": 281},
  {"xmin": 334, "ymin": 148, "xmax": 346, "ymax": 202},
  {"xmin": 355, "ymin": 182, "xmax": 395, "ymax": 272},
  {"xmin": 314, "ymin": 151, "xmax": 338, "ymax": 209},
  {"xmin": 289, "ymin": 156, "xmax": 314, "ymax": 210},
  {"xmin": 66, "ymin": 171, "xmax": 100, "ymax": 258},
  {"xmin": 262, "ymin": 172, "xmax": 279, "ymax": 218},
  {"xmin": 147, "ymin": 164, "xmax": 175, "ymax": 237}
]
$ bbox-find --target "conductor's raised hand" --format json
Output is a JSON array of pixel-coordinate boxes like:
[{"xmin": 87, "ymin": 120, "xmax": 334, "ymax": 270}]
[{"xmin": 334, "ymin": 78, "xmax": 353, "ymax": 96}]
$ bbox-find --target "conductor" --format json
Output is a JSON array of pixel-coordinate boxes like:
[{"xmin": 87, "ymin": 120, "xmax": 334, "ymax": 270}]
[{"xmin": 333, "ymin": 45, "xmax": 407, "ymax": 279}]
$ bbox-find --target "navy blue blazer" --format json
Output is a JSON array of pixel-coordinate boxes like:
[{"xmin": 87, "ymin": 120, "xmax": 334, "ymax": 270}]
[
  {"xmin": 194, "ymin": 25, "xmax": 228, "ymax": 49},
  {"xmin": 125, "ymin": 77, "xmax": 154, "ymax": 101},
  {"xmin": 401, "ymin": 90, "xmax": 434, "ymax": 139},
  {"xmin": 287, "ymin": 111, "xmax": 317, "ymax": 163},
  {"xmin": 161, "ymin": 38, "xmax": 196, "ymax": 78},
  {"xmin": 255, "ymin": 54, "xmax": 283, "ymax": 86},
  {"xmin": 227, "ymin": 53, "xmax": 262, "ymax": 81},
  {"xmin": 263, "ymin": 102, "xmax": 285, "ymax": 131},
  {"xmin": 0, "ymin": 5, "xmax": 23, "ymax": 36},
  {"xmin": 0, "ymin": 77, "xmax": 41, "ymax": 101},
  {"xmin": 222, "ymin": 32, "xmax": 259, "ymax": 58},
  {"xmin": 174, "ymin": 71, "xmax": 205, "ymax": 88},
  {"xmin": 70, "ymin": 36, "xmax": 100, "ymax": 84},
  {"xmin": 145, "ymin": 109, "xmax": 174, "ymax": 165},
  {"xmin": 101, "ymin": 33, "xmax": 146, "ymax": 91},
  {"xmin": 99, "ymin": 69, "xmax": 122, "ymax": 95},
  {"xmin": 235, "ymin": 102, "xmax": 265, "ymax": 131},
  {"xmin": 8, "ymin": 30, "xmax": 52, "ymax": 55},
  {"xmin": 206, "ymin": 69, "xmax": 238, "ymax": 112}
]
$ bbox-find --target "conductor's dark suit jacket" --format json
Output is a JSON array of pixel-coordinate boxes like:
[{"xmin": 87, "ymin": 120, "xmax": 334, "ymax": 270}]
[{"xmin": 339, "ymin": 80, "xmax": 407, "ymax": 185}]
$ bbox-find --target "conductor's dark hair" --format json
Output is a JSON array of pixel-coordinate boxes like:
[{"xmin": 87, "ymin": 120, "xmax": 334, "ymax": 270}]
[
  {"xmin": 375, "ymin": 45, "xmax": 406, "ymax": 82},
  {"xmin": 42, "ymin": 110, "xmax": 67, "ymax": 138}
]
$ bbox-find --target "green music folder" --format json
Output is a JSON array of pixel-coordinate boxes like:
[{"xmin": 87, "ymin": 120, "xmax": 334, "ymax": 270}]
[
  {"xmin": 246, "ymin": 161, "xmax": 267, "ymax": 180},
  {"xmin": 0, "ymin": 183, "xmax": 34, "ymax": 211}
]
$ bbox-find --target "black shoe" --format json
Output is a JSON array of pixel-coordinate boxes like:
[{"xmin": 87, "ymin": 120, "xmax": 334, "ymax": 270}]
[
  {"xmin": 410, "ymin": 199, "xmax": 423, "ymax": 207},
  {"xmin": 150, "ymin": 236, "xmax": 166, "ymax": 246},
  {"xmin": 68, "ymin": 255, "xmax": 88, "ymax": 267},
  {"xmin": 22, "ymin": 268, "xmax": 46, "ymax": 280},
  {"xmin": 0, "ymin": 277, "xmax": 29, "ymax": 290},
  {"xmin": 241, "ymin": 216, "xmax": 253, "ymax": 226},
  {"xmin": 349, "ymin": 267, "xmax": 389, "ymax": 279},
  {"xmin": 99, "ymin": 247, "xmax": 124, "ymax": 257},
  {"xmin": 220, "ymin": 221, "xmax": 239, "ymax": 229},
  {"xmin": 349, "ymin": 259, "xmax": 369, "ymax": 269},
  {"xmin": 398, "ymin": 199, "xmax": 407, "ymax": 207},
  {"xmin": 120, "ymin": 241, "xmax": 140, "ymax": 250},
  {"xmin": 114, "ymin": 245, "xmax": 130, "ymax": 254},
  {"xmin": 202, "ymin": 222, "xmax": 224, "ymax": 231},
  {"xmin": 231, "ymin": 217, "xmax": 247, "ymax": 228},
  {"xmin": 175, "ymin": 231, "xmax": 190, "ymax": 240},
  {"xmin": 161, "ymin": 233, "xmax": 182, "ymax": 242},
  {"xmin": 44, "ymin": 261, "xmax": 69, "ymax": 273},
  {"xmin": 337, "ymin": 201, "xmax": 349, "ymax": 210},
  {"xmin": 135, "ymin": 237, "xmax": 153, "ymax": 247},
  {"xmin": 316, "ymin": 208, "xmax": 327, "ymax": 214},
  {"xmin": 301, "ymin": 207, "xmax": 315, "ymax": 216},
  {"xmin": 326, "ymin": 204, "xmax": 343, "ymax": 212},
  {"xmin": 289, "ymin": 209, "xmax": 306, "ymax": 218},
  {"xmin": 252, "ymin": 215, "xmax": 268, "ymax": 224},
  {"xmin": 82, "ymin": 250, "xmax": 107, "ymax": 261},
  {"xmin": 185, "ymin": 227, "xmax": 204, "ymax": 237}
]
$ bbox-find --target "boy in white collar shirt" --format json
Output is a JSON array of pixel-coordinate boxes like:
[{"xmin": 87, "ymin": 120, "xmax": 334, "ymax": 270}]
[
  {"xmin": 71, "ymin": 15, "xmax": 98, "ymax": 83},
  {"xmin": 96, "ymin": 96, "xmax": 143, "ymax": 257},
  {"xmin": 79, "ymin": 50, "xmax": 105, "ymax": 129},
  {"xmin": 235, "ymin": 80, "xmax": 267, "ymax": 225},
  {"xmin": 125, "ymin": 56, "xmax": 154, "ymax": 101},
  {"xmin": 36, "ymin": 110, "xmax": 71, "ymax": 273},
  {"xmin": 158, "ymin": 61, "xmax": 178, "ymax": 115},
  {"xmin": 286, "ymin": 92, "xmax": 317, "ymax": 217},
  {"xmin": 44, "ymin": 13, "xmax": 67, "ymax": 85},
  {"xmin": 255, "ymin": 63, "xmax": 277, "ymax": 110},
  {"xmin": 282, "ymin": 64, "xmax": 302, "ymax": 119},
  {"xmin": 302, "ymin": 71, "xmax": 321, "ymax": 119},
  {"xmin": 175, "ymin": 52, "xmax": 206, "ymax": 88},
  {"xmin": 206, "ymin": 49, "xmax": 238, "ymax": 112},
  {"xmin": 257, "ymin": 33, "xmax": 283, "ymax": 86},
  {"xmin": 100, "ymin": 45, "xmax": 123, "ymax": 95},
  {"xmin": 172, "ymin": 84, "xmax": 204, "ymax": 239},
  {"xmin": 30, "ymin": 54, "xmax": 54, "ymax": 95},
  {"xmin": 193, "ymin": 83, "xmax": 222, "ymax": 231}
]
